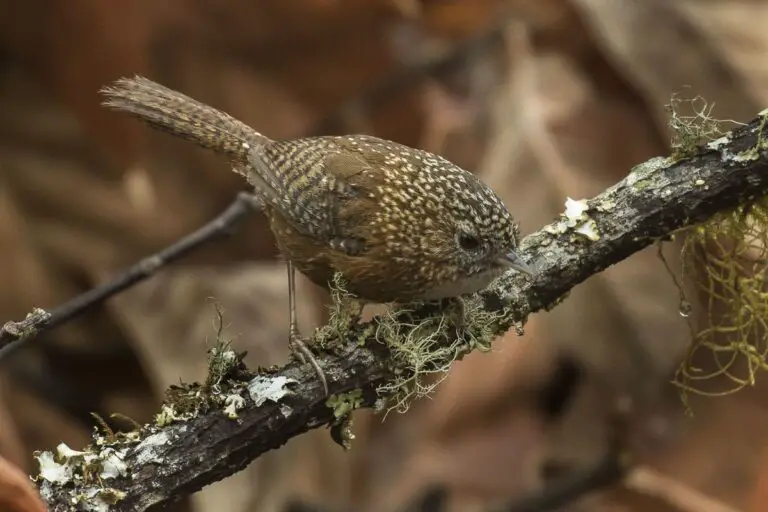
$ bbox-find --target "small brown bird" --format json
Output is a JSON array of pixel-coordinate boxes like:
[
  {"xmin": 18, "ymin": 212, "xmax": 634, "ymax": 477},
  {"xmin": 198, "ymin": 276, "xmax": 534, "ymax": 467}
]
[{"xmin": 101, "ymin": 76, "xmax": 534, "ymax": 395}]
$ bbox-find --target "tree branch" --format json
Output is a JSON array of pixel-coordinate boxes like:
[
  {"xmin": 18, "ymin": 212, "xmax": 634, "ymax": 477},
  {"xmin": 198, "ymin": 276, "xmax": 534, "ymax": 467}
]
[
  {"xmin": 0, "ymin": 192, "xmax": 259, "ymax": 361},
  {"xmin": 34, "ymin": 111, "xmax": 768, "ymax": 510}
]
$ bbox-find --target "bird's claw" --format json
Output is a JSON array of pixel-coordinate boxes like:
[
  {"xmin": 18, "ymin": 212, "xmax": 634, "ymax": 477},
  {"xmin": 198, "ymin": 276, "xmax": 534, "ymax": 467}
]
[{"xmin": 289, "ymin": 330, "xmax": 329, "ymax": 396}]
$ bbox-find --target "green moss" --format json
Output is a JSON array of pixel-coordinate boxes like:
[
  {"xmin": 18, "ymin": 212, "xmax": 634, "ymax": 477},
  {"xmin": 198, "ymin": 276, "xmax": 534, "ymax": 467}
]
[
  {"xmin": 355, "ymin": 323, "xmax": 376, "ymax": 346},
  {"xmin": 326, "ymin": 389, "xmax": 363, "ymax": 419},
  {"xmin": 326, "ymin": 389, "xmax": 364, "ymax": 451}
]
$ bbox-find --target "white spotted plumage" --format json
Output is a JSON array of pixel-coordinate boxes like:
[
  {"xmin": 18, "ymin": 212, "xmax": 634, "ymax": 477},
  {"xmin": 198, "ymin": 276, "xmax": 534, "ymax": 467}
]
[
  {"xmin": 254, "ymin": 134, "xmax": 521, "ymax": 298},
  {"xmin": 101, "ymin": 74, "xmax": 524, "ymax": 301}
]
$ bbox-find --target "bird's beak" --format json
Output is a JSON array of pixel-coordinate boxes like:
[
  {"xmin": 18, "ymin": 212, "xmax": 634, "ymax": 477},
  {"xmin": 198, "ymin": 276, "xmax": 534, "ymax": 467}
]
[{"xmin": 496, "ymin": 251, "xmax": 535, "ymax": 277}]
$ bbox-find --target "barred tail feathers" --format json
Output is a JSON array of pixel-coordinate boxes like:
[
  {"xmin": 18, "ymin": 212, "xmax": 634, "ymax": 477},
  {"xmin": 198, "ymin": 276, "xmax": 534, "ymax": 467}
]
[{"xmin": 100, "ymin": 75, "xmax": 270, "ymax": 163}]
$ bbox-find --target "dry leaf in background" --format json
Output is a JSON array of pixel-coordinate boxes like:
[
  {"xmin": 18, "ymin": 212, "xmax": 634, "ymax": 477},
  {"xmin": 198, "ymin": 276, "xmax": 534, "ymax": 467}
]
[
  {"xmin": 3, "ymin": 1, "xmax": 768, "ymax": 511},
  {"xmin": 0, "ymin": 457, "xmax": 46, "ymax": 512},
  {"xmin": 0, "ymin": 0, "xmax": 157, "ymax": 170},
  {"xmin": 571, "ymin": 0, "xmax": 766, "ymax": 128}
]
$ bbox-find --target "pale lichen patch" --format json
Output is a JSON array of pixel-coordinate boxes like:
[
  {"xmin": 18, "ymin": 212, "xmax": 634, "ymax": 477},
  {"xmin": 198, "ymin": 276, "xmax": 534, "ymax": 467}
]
[
  {"xmin": 133, "ymin": 431, "xmax": 171, "ymax": 466},
  {"xmin": 223, "ymin": 393, "xmax": 246, "ymax": 419},
  {"xmin": 561, "ymin": 197, "xmax": 600, "ymax": 241},
  {"xmin": 37, "ymin": 450, "xmax": 71, "ymax": 485},
  {"xmin": 575, "ymin": 220, "xmax": 600, "ymax": 241},
  {"xmin": 595, "ymin": 199, "xmax": 615, "ymax": 212},
  {"xmin": 247, "ymin": 375, "xmax": 297, "ymax": 407},
  {"xmin": 706, "ymin": 135, "xmax": 730, "ymax": 151},
  {"xmin": 564, "ymin": 197, "xmax": 589, "ymax": 220},
  {"xmin": 1, "ymin": 307, "xmax": 50, "ymax": 339},
  {"xmin": 35, "ymin": 440, "xmax": 132, "ymax": 510},
  {"xmin": 155, "ymin": 403, "xmax": 198, "ymax": 427},
  {"xmin": 543, "ymin": 223, "xmax": 568, "ymax": 236},
  {"xmin": 37, "ymin": 443, "xmax": 129, "ymax": 485},
  {"xmin": 98, "ymin": 448, "xmax": 128, "ymax": 480}
]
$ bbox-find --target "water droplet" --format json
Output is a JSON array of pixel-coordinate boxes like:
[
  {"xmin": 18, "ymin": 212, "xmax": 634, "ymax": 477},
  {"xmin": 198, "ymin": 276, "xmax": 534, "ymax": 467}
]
[{"xmin": 679, "ymin": 299, "xmax": 692, "ymax": 318}]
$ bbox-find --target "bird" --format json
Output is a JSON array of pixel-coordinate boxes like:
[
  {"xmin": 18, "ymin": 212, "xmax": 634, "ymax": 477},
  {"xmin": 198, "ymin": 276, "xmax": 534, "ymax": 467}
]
[{"xmin": 100, "ymin": 75, "xmax": 535, "ymax": 396}]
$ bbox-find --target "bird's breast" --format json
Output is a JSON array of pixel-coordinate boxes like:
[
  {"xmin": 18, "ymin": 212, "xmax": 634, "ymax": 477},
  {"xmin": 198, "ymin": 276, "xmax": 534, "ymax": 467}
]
[{"xmin": 417, "ymin": 268, "xmax": 504, "ymax": 301}]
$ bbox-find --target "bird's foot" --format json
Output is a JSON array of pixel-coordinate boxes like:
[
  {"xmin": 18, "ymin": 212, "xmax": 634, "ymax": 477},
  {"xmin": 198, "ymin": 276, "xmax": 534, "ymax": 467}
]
[{"xmin": 289, "ymin": 330, "xmax": 329, "ymax": 396}]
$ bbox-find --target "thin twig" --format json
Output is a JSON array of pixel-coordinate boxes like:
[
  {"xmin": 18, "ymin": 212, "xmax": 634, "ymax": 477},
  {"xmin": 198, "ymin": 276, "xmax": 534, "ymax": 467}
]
[
  {"xmin": 499, "ymin": 409, "xmax": 629, "ymax": 512},
  {"xmin": 624, "ymin": 467, "xmax": 741, "ymax": 512},
  {"xmin": 0, "ymin": 192, "xmax": 259, "ymax": 361},
  {"xmin": 502, "ymin": 453, "xmax": 627, "ymax": 512}
]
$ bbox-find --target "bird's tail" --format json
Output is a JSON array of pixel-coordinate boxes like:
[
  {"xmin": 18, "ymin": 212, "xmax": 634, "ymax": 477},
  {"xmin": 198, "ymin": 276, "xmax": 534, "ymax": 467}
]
[{"xmin": 101, "ymin": 75, "xmax": 270, "ymax": 163}]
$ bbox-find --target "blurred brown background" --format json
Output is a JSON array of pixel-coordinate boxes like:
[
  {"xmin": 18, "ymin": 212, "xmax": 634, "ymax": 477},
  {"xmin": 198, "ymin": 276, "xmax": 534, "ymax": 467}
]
[{"xmin": 0, "ymin": 0, "xmax": 767, "ymax": 511}]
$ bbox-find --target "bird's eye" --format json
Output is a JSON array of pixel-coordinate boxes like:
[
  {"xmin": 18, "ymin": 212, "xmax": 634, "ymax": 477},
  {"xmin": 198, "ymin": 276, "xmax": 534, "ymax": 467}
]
[{"xmin": 457, "ymin": 232, "xmax": 481, "ymax": 251}]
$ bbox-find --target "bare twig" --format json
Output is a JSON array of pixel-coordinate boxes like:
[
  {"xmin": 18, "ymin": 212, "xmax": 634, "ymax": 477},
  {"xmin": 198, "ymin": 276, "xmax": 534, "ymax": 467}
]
[
  {"xmin": 502, "ymin": 452, "xmax": 627, "ymax": 512},
  {"xmin": 0, "ymin": 192, "xmax": 259, "ymax": 361},
  {"xmin": 34, "ymin": 110, "xmax": 768, "ymax": 510},
  {"xmin": 625, "ymin": 467, "xmax": 741, "ymax": 512},
  {"xmin": 496, "ymin": 406, "xmax": 630, "ymax": 512}
]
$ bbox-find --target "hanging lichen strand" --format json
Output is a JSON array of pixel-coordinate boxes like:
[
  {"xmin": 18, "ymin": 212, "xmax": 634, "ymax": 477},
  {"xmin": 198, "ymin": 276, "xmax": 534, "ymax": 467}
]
[
  {"xmin": 675, "ymin": 203, "xmax": 768, "ymax": 406},
  {"xmin": 662, "ymin": 93, "xmax": 768, "ymax": 410}
]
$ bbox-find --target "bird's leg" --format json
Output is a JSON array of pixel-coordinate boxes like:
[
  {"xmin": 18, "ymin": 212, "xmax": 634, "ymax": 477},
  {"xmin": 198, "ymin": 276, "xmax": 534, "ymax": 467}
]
[{"xmin": 287, "ymin": 260, "xmax": 329, "ymax": 396}]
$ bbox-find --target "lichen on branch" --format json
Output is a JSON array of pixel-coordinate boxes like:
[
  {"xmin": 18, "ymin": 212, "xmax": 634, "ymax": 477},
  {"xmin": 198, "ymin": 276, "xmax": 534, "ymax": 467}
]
[
  {"xmin": 656, "ymin": 98, "xmax": 768, "ymax": 408},
  {"xmin": 36, "ymin": 106, "xmax": 768, "ymax": 511},
  {"xmin": 673, "ymin": 199, "xmax": 768, "ymax": 406}
]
